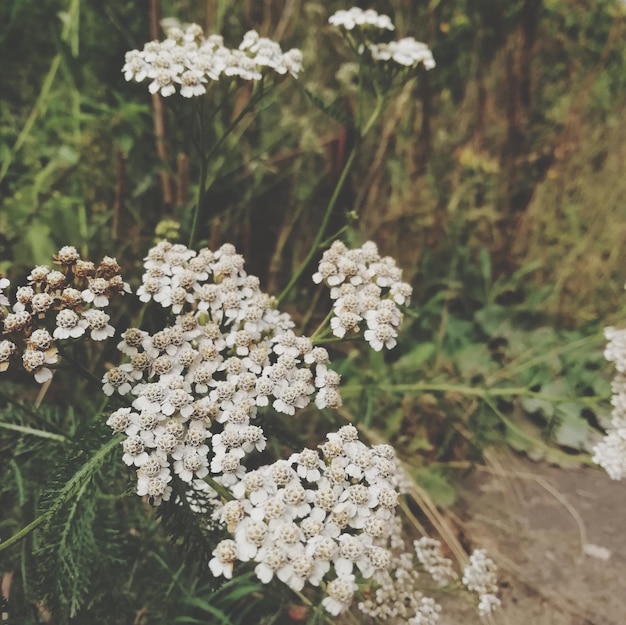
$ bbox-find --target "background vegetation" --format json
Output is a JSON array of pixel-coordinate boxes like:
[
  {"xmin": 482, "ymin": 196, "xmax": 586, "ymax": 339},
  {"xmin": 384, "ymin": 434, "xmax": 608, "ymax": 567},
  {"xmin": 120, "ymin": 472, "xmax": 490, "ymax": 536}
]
[{"xmin": 1, "ymin": 0, "xmax": 625, "ymax": 623}]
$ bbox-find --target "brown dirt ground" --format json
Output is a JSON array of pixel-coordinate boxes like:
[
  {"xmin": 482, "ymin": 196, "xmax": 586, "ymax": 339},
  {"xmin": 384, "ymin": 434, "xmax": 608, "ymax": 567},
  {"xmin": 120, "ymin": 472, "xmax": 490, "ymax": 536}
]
[{"xmin": 439, "ymin": 452, "xmax": 626, "ymax": 625}]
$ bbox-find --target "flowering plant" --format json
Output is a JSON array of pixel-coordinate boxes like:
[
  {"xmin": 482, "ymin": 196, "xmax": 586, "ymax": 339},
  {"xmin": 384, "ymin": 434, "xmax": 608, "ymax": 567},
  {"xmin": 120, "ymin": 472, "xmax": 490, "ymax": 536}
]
[{"xmin": 0, "ymin": 8, "xmax": 506, "ymax": 624}]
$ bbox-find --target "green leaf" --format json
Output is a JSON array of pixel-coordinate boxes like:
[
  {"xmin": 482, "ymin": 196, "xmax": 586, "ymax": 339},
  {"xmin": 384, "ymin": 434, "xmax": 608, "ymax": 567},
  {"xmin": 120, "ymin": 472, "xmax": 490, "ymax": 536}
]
[
  {"xmin": 414, "ymin": 469, "xmax": 456, "ymax": 507},
  {"xmin": 454, "ymin": 343, "xmax": 496, "ymax": 379},
  {"xmin": 474, "ymin": 305, "xmax": 507, "ymax": 336},
  {"xmin": 520, "ymin": 395, "xmax": 555, "ymax": 418},
  {"xmin": 24, "ymin": 221, "xmax": 56, "ymax": 265},
  {"xmin": 553, "ymin": 402, "xmax": 594, "ymax": 450},
  {"xmin": 394, "ymin": 342, "xmax": 437, "ymax": 373}
]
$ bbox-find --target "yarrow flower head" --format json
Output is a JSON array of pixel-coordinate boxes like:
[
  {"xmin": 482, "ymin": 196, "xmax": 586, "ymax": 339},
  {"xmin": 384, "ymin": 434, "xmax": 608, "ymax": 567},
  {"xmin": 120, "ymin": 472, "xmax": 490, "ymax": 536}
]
[
  {"xmin": 328, "ymin": 8, "xmax": 434, "ymax": 72},
  {"xmin": 328, "ymin": 8, "xmax": 395, "ymax": 32},
  {"xmin": 313, "ymin": 240, "xmax": 412, "ymax": 351},
  {"xmin": 370, "ymin": 37, "xmax": 436, "ymax": 70},
  {"xmin": 592, "ymin": 322, "xmax": 626, "ymax": 479},
  {"xmin": 209, "ymin": 427, "xmax": 406, "ymax": 616},
  {"xmin": 122, "ymin": 21, "xmax": 302, "ymax": 97},
  {"xmin": 462, "ymin": 549, "xmax": 501, "ymax": 615},
  {"xmin": 106, "ymin": 241, "xmax": 343, "ymax": 503},
  {"xmin": 0, "ymin": 248, "xmax": 129, "ymax": 382}
]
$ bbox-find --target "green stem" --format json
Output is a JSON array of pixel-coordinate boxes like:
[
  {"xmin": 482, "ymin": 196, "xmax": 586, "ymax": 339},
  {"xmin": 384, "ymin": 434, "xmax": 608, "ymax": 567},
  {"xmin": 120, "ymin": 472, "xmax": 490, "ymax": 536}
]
[
  {"xmin": 203, "ymin": 474, "xmax": 234, "ymax": 501},
  {"xmin": 188, "ymin": 87, "xmax": 267, "ymax": 249},
  {"xmin": 0, "ymin": 514, "xmax": 50, "ymax": 553},
  {"xmin": 56, "ymin": 344, "xmax": 102, "ymax": 387},
  {"xmin": 341, "ymin": 382, "xmax": 604, "ymax": 405},
  {"xmin": 0, "ymin": 422, "xmax": 66, "ymax": 442},
  {"xmin": 188, "ymin": 153, "xmax": 209, "ymax": 249},
  {"xmin": 277, "ymin": 146, "xmax": 358, "ymax": 305},
  {"xmin": 291, "ymin": 590, "xmax": 337, "ymax": 625},
  {"xmin": 0, "ymin": 435, "xmax": 121, "ymax": 553},
  {"xmin": 0, "ymin": 390, "xmax": 66, "ymax": 435},
  {"xmin": 310, "ymin": 309, "xmax": 334, "ymax": 343},
  {"xmin": 277, "ymin": 95, "xmax": 384, "ymax": 305}
]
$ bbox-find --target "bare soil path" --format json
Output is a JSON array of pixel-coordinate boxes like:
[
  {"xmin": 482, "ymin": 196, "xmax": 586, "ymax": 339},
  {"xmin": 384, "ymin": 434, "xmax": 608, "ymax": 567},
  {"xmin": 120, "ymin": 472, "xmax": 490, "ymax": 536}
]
[{"xmin": 443, "ymin": 453, "xmax": 626, "ymax": 625}]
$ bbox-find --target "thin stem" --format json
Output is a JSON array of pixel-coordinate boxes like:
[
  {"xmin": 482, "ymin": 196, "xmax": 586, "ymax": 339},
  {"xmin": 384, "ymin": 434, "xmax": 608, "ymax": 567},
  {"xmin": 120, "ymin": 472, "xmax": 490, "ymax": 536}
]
[
  {"xmin": 188, "ymin": 86, "xmax": 267, "ymax": 249},
  {"xmin": 188, "ymin": 153, "xmax": 209, "ymax": 249},
  {"xmin": 277, "ymin": 146, "xmax": 358, "ymax": 305},
  {"xmin": 0, "ymin": 435, "xmax": 121, "ymax": 553},
  {"xmin": 0, "ymin": 514, "xmax": 49, "ymax": 553},
  {"xmin": 0, "ymin": 422, "xmax": 66, "ymax": 442},
  {"xmin": 277, "ymin": 94, "xmax": 384, "ymax": 305},
  {"xmin": 310, "ymin": 309, "xmax": 334, "ymax": 343},
  {"xmin": 203, "ymin": 474, "xmax": 234, "ymax": 501},
  {"xmin": 341, "ymin": 382, "xmax": 604, "ymax": 406},
  {"xmin": 290, "ymin": 590, "xmax": 336, "ymax": 625},
  {"xmin": 0, "ymin": 390, "xmax": 65, "ymax": 435},
  {"xmin": 56, "ymin": 344, "xmax": 102, "ymax": 387}
]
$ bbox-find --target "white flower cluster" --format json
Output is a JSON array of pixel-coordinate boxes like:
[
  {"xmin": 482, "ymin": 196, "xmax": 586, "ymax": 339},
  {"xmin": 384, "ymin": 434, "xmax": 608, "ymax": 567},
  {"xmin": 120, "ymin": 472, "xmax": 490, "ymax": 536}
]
[
  {"xmin": 328, "ymin": 8, "xmax": 395, "ymax": 31},
  {"xmin": 413, "ymin": 536, "xmax": 456, "ymax": 586},
  {"xmin": 462, "ymin": 549, "xmax": 501, "ymax": 615},
  {"xmin": 122, "ymin": 22, "xmax": 302, "ymax": 97},
  {"xmin": 313, "ymin": 240, "xmax": 412, "ymax": 351},
  {"xmin": 370, "ymin": 38, "xmax": 436, "ymax": 70},
  {"xmin": 209, "ymin": 425, "xmax": 403, "ymax": 616},
  {"xmin": 356, "ymin": 517, "xmax": 437, "ymax": 623},
  {"xmin": 328, "ymin": 7, "xmax": 435, "ymax": 71},
  {"xmin": 0, "ymin": 248, "xmax": 129, "ymax": 383},
  {"xmin": 106, "ymin": 241, "xmax": 341, "ymax": 504},
  {"xmin": 592, "ymin": 325, "xmax": 626, "ymax": 479}
]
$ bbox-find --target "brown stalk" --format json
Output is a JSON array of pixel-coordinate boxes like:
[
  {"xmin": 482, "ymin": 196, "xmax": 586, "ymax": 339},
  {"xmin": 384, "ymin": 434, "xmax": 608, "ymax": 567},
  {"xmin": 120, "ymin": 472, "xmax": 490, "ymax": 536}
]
[
  {"xmin": 112, "ymin": 150, "xmax": 127, "ymax": 239},
  {"xmin": 176, "ymin": 152, "xmax": 189, "ymax": 208},
  {"xmin": 149, "ymin": 0, "xmax": 173, "ymax": 206}
]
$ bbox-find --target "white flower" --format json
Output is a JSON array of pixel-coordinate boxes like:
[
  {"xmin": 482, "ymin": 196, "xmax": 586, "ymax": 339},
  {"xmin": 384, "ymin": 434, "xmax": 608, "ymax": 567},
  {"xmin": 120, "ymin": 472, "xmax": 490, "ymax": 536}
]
[
  {"xmin": 178, "ymin": 69, "xmax": 207, "ymax": 97},
  {"xmin": 370, "ymin": 38, "xmax": 436, "ymax": 70},
  {"xmin": 102, "ymin": 366, "xmax": 133, "ymax": 396},
  {"xmin": 136, "ymin": 472, "xmax": 172, "ymax": 505},
  {"xmin": 22, "ymin": 348, "xmax": 56, "ymax": 383},
  {"xmin": 592, "ymin": 428, "xmax": 626, "ymax": 479},
  {"xmin": 254, "ymin": 546, "xmax": 289, "ymax": 583},
  {"xmin": 334, "ymin": 534, "xmax": 368, "ymax": 576},
  {"xmin": 329, "ymin": 8, "xmax": 395, "ymax": 31},
  {"xmin": 173, "ymin": 448, "xmax": 209, "ymax": 482},
  {"xmin": 209, "ymin": 539, "xmax": 239, "ymax": 579},
  {"xmin": 0, "ymin": 276, "xmax": 9, "ymax": 306},
  {"xmin": 593, "ymin": 323, "xmax": 626, "ymax": 479},
  {"xmin": 81, "ymin": 277, "xmax": 110, "ymax": 307},
  {"xmin": 234, "ymin": 518, "xmax": 269, "ymax": 561},
  {"xmin": 291, "ymin": 448, "xmax": 324, "ymax": 482},
  {"xmin": 122, "ymin": 435, "xmax": 150, "ymax": 466},
  {"xmin": 314, "ymin": 241, "xmax": 410, "ymax": 351},
  {"xmin": 410, "ymin": 597, "xmax": 442, "ymax": 625},
  {"xmin": 106, "ymin": 407, "xmax": 135, "ymax": 433},
  {"xmin": 53, "ymin": 309, "xmax": 88, "ymax": 339},
  {"xmin": 82, "ymin": 309, "xmax": 115, "ymax": 340},
  {"xmin": 413, "ymin": 537, "xmax": 456, "ymax": 586},
  {"xmin": 462, "ymin": 549, "xmax": 500, "ymax": 615},
  {"xmin": 322, "ymin": 574, "xmax": 357, "ymax": 615}
]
